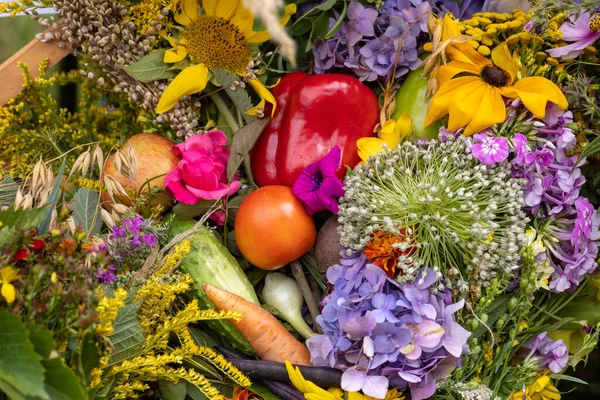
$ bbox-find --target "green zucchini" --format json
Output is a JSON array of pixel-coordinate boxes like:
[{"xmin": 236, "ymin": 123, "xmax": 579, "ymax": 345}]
[{"xmin": 168, "ymin": 216, "xmax": 258, "ymax": 354}]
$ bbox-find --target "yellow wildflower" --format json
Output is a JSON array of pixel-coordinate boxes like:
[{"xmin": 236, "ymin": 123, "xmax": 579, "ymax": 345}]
[
  {"xmin": 0, "ymin": 266, "xmax": 20, "ymax": 304},
  {"xmin": 156, "ymin": 0, "xmax": 296, "ymax": 115},
  {"xmin": 285, "ymin": 361, "xmax": 403, "ymax": 400},
  {"xmin": 157, "ymin": 240, "xmax": 191, "ymax": 275},
  {"xmin": 425, "ymin": 38, "xmax": 568, "ymax": 135},
  {"xmin": 95, "ymin": 287, "xmax": 128, "ymax": 337},
  {"xmin": 356, "ymin": 113, "xmax": 414, "ymax": 162},
  {"xmin": 510, "ymin": 375, "xmax": 561, "ymax": 400}
]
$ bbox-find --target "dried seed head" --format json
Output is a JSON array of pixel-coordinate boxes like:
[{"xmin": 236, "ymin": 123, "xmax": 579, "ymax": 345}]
[{"xmin": 100, "ymin": 208, "xmax": 115, "ymax": 227}]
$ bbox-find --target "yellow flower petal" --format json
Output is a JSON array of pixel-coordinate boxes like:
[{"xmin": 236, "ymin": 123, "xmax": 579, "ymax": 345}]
[
  {"xmin": 156, "ymin": 64, "xmax": 209, "ymax": 114},
  {"xmin": 285, "ymin": 361, "xmax": 332, "ymax": 397},
  {"xmin": 357, "ymin": 137, "xmax": 386, "ymax": 162},
  {"xmin": 447, "ymin": 79, "xmax": 487, "ymax": 132},
  {"xmin": 231, "ymin": 3, "xmax": 255, "ymax": 35},
  {"xmin": 425, "ymin": 76, "xmax": 481, "ymax": 127},
  {"xmin": 491, "ymin": 42, "xmax": 518, "ymax": 84},
  {"xmin": 437, "ymin": 59, "xmax": 484, "ymax": 87},
  {"xmin": 499, "ymin": 77, "xmax": 568, "ymax": 119},
  {"xmin": 164, "ymin": 46, "xmax": 188, "ymax": 63},
  {"xmin": 175, "ymin": 0, "xmax": 198, "ymax": 26},
  {"xmin": 210, "ymin": 0, "xmax": 240, "ymax": 20},
  {"xmin": 201, "ymin": 0, "xmax": 217, "ymax": 16},
  {"xmin": 245, "ymin": 4, "xmax": 297, "ymax": 44},
  {"xmin": 463, "ymin": 86, "xmax": 506, "ymax": 135},
  {"xmin": 246, "ymin": 78, "xmax": 277, "ymax": 117},
  {"xmin": 1, "ymin": 282, "xmax": 16, "ymax": 304},
  {"xmin": 380, "ymin": 113, "xmax": 414, "ymax": 148}
]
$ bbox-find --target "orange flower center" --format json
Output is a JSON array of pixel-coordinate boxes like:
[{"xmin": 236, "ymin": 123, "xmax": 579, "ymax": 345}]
[
  {"xmin": 363, "ymin": 230, "xmax": 415, "ymax": 277},
  {"xmin": 184, "ymin": 15, "xmax": 251, "ymax": 74}
]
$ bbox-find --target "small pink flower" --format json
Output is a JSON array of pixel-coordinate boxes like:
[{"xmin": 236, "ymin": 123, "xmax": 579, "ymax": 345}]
[
  {"xmin": 471, "ymin": 133, "xmax": 509, "ymax": 166},
  {"xmin": 547, "ymin": 12, "xmax": 600, "ymax": 59},
  {"xmin": 165, "ymin": 130, "xmax": 242, "ymax": 207}
]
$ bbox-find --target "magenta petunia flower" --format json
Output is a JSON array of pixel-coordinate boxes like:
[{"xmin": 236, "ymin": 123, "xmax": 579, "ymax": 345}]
[
  {"xmin": 292, "ymin": 146, "xmax": 345, "ymax": 215},
  {"xmin": 547, "ymin": 12, "xmax": 600, "ymax": 59},
  {"xmin": 471, "ymin": 133, "xmax": 509, "ymax": 165}
]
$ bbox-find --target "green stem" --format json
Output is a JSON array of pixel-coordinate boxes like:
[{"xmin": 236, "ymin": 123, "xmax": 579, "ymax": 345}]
[{"xmin": 209, "ymin": 92, "xmax": 256, "ymax": 186}]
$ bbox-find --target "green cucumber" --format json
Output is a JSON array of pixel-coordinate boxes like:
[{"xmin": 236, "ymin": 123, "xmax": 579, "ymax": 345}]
[{"xmin": 168, "ymin": 216, "xmax": 258, "ymax": 354}]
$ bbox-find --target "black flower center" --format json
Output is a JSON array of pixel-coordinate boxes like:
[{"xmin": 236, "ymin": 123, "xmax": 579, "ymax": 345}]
[
  {"xmin": 480, "ymin": 65, "xmax": 511, "ymax": 87},
  {"xmin": 313, "ymin": 171, "xmax": 323, "ymax": 190}
]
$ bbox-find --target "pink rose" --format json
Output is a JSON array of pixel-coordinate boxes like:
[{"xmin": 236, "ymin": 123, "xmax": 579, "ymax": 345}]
[{"xmin": 165, "ymin": 130, "xmax": 242, "ymax": 205}]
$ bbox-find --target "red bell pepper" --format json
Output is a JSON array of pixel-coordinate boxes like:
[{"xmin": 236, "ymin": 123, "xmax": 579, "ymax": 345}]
[{"xmin": 251, "ymin": 73, "xmax": 379, "ymax": 187}]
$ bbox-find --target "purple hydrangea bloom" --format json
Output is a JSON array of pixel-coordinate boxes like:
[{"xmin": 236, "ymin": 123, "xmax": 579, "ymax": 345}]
[
  {"xmin": 471, "ymin": 133, "xmax": 509, "ymax": 165},
  {"xmin": 311, "ymin": 0, "xmax": 431, "ymax": 82},
  {"xmin": 307, "ymin": 255, "xmax": 470, "ymax": 399}
]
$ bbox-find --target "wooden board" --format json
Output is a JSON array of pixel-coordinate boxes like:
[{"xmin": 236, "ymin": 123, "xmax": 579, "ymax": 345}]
[{"xmin": 0, "ymin": 22, "xmax": 71, "ymax": 106}]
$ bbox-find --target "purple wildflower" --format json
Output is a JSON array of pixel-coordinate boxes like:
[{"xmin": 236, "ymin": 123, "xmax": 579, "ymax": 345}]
[
  {"xmin": 523, "ymin": 332, "xmax": 569, "ymax": 373},
  {"xmin": 471, "ymin": 133, "xmax": 509, "ymax": 165},
  {"xmin": 292, "ymin": 146, "xmax": 345, "ymax": 215},
  {"xmin": 547, "ymin": 12, "xmax": 600, "ymax": 59},
  {"xmin": 94, "ymin": 265, "xmax": 117, "ymax": 284}
]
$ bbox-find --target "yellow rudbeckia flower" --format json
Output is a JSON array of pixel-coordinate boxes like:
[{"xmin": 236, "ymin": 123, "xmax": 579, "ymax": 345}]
[
  {"xmin": 424, "ymin": 39, "xmax": 568, "ymax": 136},
  {"xmin": 285, "ymin": 361, "xmax": 404, "ymax": 400},
  {"xmin": 357, "ymin": 113, "xmax": 414, "ymax": 162},
  {"xmin": 156, "ymin": 0, "xmax": 296, "ymax": 115},
  {"xmin": 510, "ymin": 375, "xmax": 561, "ymax": 400},
  {"xmin": 0, "ymin": 266, "xmax": 20, "ymax": 304}
]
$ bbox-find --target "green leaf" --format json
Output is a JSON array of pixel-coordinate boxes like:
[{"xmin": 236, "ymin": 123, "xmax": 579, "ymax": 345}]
[
  {"xmin": 0, "ymin": 176, "xmax": 18, "ymax": 207},
  {"xmin": 107, "ymin": 294, "xmax": 145, "ymax": 367},
  {"xmin": 0, "ymin": 379, "xmax": 26, "ymax": 400},
  {"xmin": 188, "ymin": 325, "xmax": 222, "ymax": 348},
  {"xmin": 72, "ymin": 188, "xmax": 103, "ymax": 236},
  {"xmin": 39, "ymin": 158, "xmax": 67, "ymax": 235},
  {"xmin": 185, "ymin": 382, "xmax": 209, "ymax": 400},
  {"xmin": 288, "ymin": 19, "xmax": 312, "ymax": 36},
  {"xmin": 124, "ymin": 50, "xmax": 176, "ymax": 82},
  {"xmin": 159, "ymin": 380, "xmax": 187, "ymax": 400},
  {"xmin": 550, "ymin": 373, "xmax": 588, "ymax": 385},
  {"xmin": 0, "ymin": 206, "xmax": 47, "ymax": 248},
  {"xmin": 212, "ymin": 70, "xmax": 257, "ymax": 124},
  {"xmin": 473, "ymin": 295, "xmax": 510, "ymax": 339},
  {"xmin": 226, "ymin": 118, "xmax": 271, "ymax": 181},
  {"xmin": 173, "ymin": 200, "xmax": 221, "ymax": 220},
  {"xmin": 324, "ymin": 1, "xmax": 347, "ymax": 39},
  {"xmin": 0, "ymin": 312, "xmax": 48, "ymax": 399},
  {"xmin": 248, "ymin": 381, "xmax": 281, "ymax": 400},
  {"xmin": 25, "ymin": 323, "xmax": 55, "ymax": 359},
  {"xmin": 78, "ymin": 331, "xmax": 101, "ymax": 387},
  {"xmin": 316, "ymin": 0, "xmax": 338, "ymax": 11},
  {"xmin": 43, "ymin": 358, "xmax": 87, "ymax": 400}
]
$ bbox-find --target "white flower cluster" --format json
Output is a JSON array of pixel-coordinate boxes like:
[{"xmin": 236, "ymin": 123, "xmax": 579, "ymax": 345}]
[{"xmin": 338, "ymin": 136, "xmax": 528, "ymax": 293}]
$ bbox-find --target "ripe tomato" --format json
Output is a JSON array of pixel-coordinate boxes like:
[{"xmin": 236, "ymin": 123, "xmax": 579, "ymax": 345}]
[{"xmin": 234, "ymin": 185, "xmax": 316, "ymax": 270}]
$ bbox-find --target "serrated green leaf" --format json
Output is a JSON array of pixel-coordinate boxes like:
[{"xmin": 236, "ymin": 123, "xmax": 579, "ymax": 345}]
[
  {"xmin": 226, "ymin": 118, "xmax": 271, "ymax": 181},
  {"xmin": 159, "ymin": 380, "xmax": 187, "ymax": 400},
  {"xmin": 25, "ymin": 323, "xmax": 55, "ymax": 359},
  {"xmin": 0, "ymin": 312, "xmax": 48, "ymax": 399},
  {"xmin": 188, "ymin": 326, "xmax": 221, "ymax": 348},
  {"xmin": 39, "ymin": 158, "xmax": 67, "ymax": 235},
  {"xmin": 0, "ymin": 379, "xmax": 26, "ymax": 400},
  {"xmin": 325, "ymin": 1, "xmax": 347, "ymax": 39},
  {"xmin": 124, "ymin": 50, "xmax": 176, "ymax": 82},
  {"xmin": 0, "ymin": 206, "xmax": 47, "ymax": 248},
  {"xmin": 72, "ymin": 188, "xmax": 103, "ymax": 237},
  {"xmin": 212, "ymin": 70, "xmax": 257, "ymax": 124},
  {"xmin": 107, "ymin": 293, "xmax": 145, "ymax": 367}
]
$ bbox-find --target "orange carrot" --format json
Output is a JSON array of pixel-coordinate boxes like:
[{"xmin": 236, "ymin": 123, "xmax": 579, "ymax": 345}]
[{"xmin": 203, "ymin": 283, "xmax": 312, "ymax": 366}]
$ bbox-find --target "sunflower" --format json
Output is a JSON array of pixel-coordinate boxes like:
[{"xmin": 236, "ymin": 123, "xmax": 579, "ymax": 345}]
[
  {"xmin": 424, "ymin": 38, "xmax": 568, "ymax": 135},
  {"xmin": 156, "ymin": 0, "xmax": 296, "ymax": 115}
]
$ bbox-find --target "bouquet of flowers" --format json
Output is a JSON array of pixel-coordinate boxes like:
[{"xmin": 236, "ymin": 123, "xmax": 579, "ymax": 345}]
[{"xmin": 1, "ymin": 0, "xmax": 600, "ymax": 399}]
